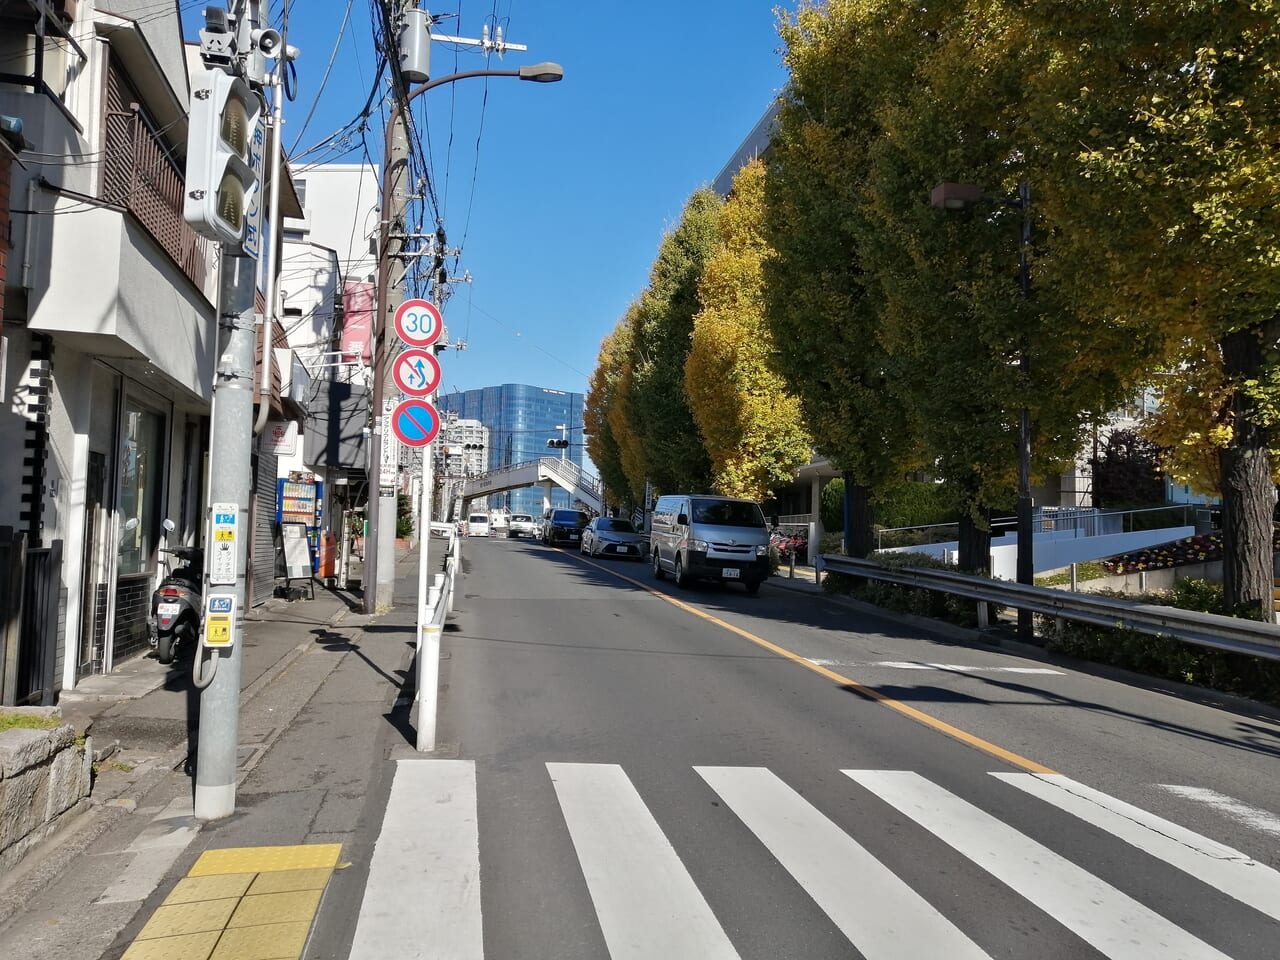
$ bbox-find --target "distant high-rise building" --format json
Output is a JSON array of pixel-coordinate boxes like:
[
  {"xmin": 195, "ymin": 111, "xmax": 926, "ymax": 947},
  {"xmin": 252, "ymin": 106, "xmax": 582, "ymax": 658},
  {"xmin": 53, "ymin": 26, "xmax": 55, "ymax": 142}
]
[{"xmin": 437, "ymin": 384, "xmax": 585, "ymax": 515}]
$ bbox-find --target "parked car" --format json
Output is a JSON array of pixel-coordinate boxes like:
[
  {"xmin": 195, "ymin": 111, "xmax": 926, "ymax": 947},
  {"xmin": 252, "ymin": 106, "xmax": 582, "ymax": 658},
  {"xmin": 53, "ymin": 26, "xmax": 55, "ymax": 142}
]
[
  {"xmin": 650, "ymin": 494, "xmax": 770, "ymax": 594},
  {"xmin": 581, "ymin": 517, "xmax": 644, "ymax": 560},
  {"xmin": 542, "ymin": 508, "xmax": 590, "ymax": 546},
  {"xmin": 507, "ymin": 513, "xmax": 539, "ymax": 539}
]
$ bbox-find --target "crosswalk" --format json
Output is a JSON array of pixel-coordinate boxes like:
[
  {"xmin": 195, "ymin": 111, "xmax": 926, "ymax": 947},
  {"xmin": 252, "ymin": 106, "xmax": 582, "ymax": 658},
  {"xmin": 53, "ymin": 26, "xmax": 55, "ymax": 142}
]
[{"xmin": 348, "ymin": 760, "xmax": 1280, "ymax": 960}]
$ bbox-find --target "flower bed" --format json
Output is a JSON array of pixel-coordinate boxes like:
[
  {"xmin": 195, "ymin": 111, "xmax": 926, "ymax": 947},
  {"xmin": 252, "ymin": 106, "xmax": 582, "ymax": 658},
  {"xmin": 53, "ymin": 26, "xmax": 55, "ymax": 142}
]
[{"xmin": 1101, "ymin": 529, "xmax": 1280, "ymax": 575}]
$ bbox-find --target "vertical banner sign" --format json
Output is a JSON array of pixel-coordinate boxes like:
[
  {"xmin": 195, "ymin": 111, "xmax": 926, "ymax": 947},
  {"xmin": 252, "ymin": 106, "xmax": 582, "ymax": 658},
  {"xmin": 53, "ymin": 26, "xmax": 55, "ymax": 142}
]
[
  {"xmin": 209, "ymin": 502, "xmax": 238, "ymax": 586},
  {"xmin": 380, "ymin": 415, "xmax": 398, "ymax": 490},
  {"xmin": 242, "ymin": 121, "xmax": 266, "ymax": 259}
]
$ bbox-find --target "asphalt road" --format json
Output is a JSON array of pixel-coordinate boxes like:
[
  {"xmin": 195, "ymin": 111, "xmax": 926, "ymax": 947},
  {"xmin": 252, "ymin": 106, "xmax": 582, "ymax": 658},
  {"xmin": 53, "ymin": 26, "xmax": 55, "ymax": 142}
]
[{"xmin": 390, "ymin": 535, "xmax": 1280, "ymax": 960}]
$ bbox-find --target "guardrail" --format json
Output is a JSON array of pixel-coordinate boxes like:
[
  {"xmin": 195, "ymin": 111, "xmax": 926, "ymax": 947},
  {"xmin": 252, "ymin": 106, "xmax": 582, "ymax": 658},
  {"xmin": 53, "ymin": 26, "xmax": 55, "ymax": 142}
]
[
  {"xmin": 416, "ymin": 531, "xmax": 461, "ymax": 752},
  {"xmin": 820, "ymin": 554, "xmax": 1280, "ymax": 662}
]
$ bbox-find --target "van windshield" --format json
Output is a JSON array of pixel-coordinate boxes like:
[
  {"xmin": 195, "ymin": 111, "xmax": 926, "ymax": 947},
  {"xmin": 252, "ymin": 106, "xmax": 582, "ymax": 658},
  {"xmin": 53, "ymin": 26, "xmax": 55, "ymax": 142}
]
[
  {"xmin": 690, "ymin": 499, "xmax": 766, "ymax": 528},
  {"xmin": 468, "ymin": 515, "xmax": 488, "ymax": 524}
]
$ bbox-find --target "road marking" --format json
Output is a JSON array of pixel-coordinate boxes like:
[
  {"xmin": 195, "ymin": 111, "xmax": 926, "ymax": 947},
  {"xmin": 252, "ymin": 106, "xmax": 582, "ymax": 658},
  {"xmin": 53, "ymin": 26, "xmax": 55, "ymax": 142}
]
[
  {"xmin": 570, "ymin": 554, "xmax": 1056, "ymax": 775},
  {"xmin": 696, "ymin": 766, "xmax": 992, "ymax": 960},
  {"xmin": 548, "ymin": 762, "xmax": 740, "ymax": 960},
  {"xmin": 846, "ymin": 770, "xmax": 1231, "ymax": 960},
  {"xmin": 804, "ymin": 659, "xmax": 1062, "ymax": 675},
  {"xmin": 996, "ymin": 773, "xmax": 1280, "ymax": 922},
  {"xmin": 349, "ymin": 759, "xmax": 482, "ymax": 960},
  {"xmin": 1158, "ymin": 784, "xmax": 1280, "ymax": 839}
]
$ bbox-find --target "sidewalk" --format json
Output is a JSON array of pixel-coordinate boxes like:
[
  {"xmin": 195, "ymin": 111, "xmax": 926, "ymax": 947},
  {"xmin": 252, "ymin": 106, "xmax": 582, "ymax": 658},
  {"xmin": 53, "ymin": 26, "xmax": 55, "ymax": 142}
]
[{"xmin": 0, "ymin": 547, "xmax": 430, "ymax": 960}]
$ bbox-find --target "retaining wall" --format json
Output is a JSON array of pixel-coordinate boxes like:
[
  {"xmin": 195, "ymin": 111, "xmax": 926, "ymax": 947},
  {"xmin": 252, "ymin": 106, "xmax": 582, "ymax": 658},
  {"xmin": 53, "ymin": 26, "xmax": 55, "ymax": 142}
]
[{"xmin": 0, "ymin": 708, "xmax": 91, "ymax": 874}]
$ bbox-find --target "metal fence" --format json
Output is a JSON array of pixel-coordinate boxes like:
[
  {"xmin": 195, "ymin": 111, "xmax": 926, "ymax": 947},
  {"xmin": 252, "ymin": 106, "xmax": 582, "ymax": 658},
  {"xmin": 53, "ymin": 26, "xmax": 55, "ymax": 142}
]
[
  {"xmin": 0, "ymin": 529, "xmax": 64, "ymax": 705},
  {"xmin": 820, "ymin": 554, "xmax": 1280, "ymax": 662}
]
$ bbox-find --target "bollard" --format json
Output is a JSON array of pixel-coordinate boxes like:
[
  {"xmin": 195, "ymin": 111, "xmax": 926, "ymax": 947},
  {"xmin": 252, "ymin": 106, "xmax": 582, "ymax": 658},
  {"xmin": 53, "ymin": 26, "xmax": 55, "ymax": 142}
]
[{"xmin": 789, "ymin": 551, "xmax": 796, "ymax": 579}]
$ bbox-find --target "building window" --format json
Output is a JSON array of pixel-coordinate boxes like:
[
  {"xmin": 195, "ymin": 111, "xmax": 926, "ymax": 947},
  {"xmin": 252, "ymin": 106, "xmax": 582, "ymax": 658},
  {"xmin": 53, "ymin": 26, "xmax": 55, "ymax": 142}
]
[{"xmin": 116, "ymin": 398, "xmax": 166, "ymax": 575}]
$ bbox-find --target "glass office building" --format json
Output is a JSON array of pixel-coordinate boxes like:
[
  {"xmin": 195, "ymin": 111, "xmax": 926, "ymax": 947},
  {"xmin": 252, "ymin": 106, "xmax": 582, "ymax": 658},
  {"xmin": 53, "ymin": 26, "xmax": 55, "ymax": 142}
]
[{"xmin": 437, "ymin": 384, "xmax": 586, "ymax": 515}]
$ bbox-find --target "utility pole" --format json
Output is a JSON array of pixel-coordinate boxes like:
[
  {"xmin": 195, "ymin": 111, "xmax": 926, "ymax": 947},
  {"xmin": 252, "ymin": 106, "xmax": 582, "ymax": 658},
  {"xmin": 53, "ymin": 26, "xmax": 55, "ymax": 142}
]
[
  {"xmin": 362, "ymin": 6, "xmax": 557, "ymax": 613},
  {"xmin": 183, "ymin": 0, "xmax": 292, "ymax": 821}
]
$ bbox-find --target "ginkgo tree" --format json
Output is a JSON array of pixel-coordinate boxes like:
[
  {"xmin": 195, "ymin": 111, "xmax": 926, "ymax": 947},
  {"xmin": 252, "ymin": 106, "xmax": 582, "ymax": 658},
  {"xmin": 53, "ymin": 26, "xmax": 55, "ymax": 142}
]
[
  {"xmin": 763, "ymin": 0, "xmax": 929, "ymax": 558},
  {"xmin": 686, "ymin": 160, "xmax": 813, "ymax": 502},
  {"xmin": 1018, "ymin": 0, "xmax": 1280, "ymax": 615}
]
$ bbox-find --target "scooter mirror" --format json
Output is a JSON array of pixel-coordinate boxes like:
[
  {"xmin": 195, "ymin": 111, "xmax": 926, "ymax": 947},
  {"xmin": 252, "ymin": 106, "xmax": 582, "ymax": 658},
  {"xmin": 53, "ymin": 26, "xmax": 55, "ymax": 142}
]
[{"xmin": 163, "ymin": 518, "xmax": 176, "ymax": 532}]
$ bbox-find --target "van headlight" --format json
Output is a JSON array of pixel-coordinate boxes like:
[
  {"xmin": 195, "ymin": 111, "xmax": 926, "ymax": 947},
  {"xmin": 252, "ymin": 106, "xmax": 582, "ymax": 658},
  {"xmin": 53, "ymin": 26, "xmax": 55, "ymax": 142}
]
[
  {"xmin": 689, "ymin": 539, "xmax": 709, "ymax": 552},
  {"xmin": 755, "ymin": 544, "xmax": 768, "ymax": 556}
]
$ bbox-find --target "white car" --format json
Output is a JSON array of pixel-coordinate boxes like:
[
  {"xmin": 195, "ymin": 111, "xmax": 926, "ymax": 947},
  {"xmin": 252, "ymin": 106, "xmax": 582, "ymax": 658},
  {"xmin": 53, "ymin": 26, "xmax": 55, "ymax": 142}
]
[
  {"xmin": 580, "ymin": 517, "xmax": 645, "ymax": 559},
  {"xmin": 506, "ymin": 514, "xmax": 539, "ymax": 539}
]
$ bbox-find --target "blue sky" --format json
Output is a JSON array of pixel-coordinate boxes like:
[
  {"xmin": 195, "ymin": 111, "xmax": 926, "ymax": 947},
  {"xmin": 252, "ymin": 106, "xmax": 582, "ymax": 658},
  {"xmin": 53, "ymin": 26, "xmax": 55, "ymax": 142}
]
[{"xmin": 184, "ymin": 1, "xmax": 791, "ymax": 398}]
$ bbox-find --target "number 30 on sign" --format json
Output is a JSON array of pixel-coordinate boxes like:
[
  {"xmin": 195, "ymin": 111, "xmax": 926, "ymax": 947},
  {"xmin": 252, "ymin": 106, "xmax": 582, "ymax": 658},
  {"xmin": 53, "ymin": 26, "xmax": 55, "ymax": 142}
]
[{"xmin": 393, "ymin": 299, "xmax": 443, "ymax": 348}]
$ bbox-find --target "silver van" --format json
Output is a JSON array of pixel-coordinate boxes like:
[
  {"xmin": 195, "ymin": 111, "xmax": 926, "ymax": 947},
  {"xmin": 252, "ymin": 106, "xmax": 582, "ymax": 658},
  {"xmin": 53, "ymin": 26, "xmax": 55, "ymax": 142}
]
[{"xmin": 650, "ymin": 494, "xmax": 770, "ymax": 594}]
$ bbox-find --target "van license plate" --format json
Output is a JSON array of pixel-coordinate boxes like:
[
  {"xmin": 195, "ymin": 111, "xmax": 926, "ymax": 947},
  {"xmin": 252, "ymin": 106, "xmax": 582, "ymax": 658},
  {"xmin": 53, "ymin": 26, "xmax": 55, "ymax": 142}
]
[{"xmin": 721, "ymin": 568, "xmax": 740, "ymax": 579}]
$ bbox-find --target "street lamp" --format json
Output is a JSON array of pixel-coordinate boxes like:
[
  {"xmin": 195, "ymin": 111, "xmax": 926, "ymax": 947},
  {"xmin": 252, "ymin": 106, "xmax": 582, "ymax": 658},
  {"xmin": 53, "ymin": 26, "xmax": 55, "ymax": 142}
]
[
  {"xmin": 363, "ymin": 62, "xmax": 563, "ymax": 614},
  {"xmin": 931, "ymin": 180, "xmax": 1034, "ymax": 640}
]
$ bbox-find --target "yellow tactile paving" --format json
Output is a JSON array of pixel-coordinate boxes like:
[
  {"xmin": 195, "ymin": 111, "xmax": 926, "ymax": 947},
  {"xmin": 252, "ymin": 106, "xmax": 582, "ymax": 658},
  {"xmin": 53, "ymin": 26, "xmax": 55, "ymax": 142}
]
[
  {"xmin": 208, "ymin": 921, "xmax": 311, "ymax": 960},
  {"xmin": 247, "ymin": 867, "xmax": 332, "ymax": 895},
  {"xmin": 120, "ymin": 930, "xmax": 220, "ymax": 960},
  {"xmin": 123, "ymin": 845, "xmax": 341, "ymax": 960},
  {"xmin": 188, "ymin": 844, "xmax": 343, "ymax": 876},
  {"xmin": 164, "ymin": 873, "xmax": 257, "ymax": 905},
  {"xmin": 228, "ymin": 889, "xmax": 324, "ymax": 927},
  {"xmin": 136, "ymin": 898, "xmax": 240, "ymax": 939}
]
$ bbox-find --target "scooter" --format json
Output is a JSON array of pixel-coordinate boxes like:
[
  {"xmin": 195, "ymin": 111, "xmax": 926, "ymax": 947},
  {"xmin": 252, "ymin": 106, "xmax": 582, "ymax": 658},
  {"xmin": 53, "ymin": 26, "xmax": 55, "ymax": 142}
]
[{"xmin": 150, "ymin": 544, "xmax": 203, "ymax": 665}]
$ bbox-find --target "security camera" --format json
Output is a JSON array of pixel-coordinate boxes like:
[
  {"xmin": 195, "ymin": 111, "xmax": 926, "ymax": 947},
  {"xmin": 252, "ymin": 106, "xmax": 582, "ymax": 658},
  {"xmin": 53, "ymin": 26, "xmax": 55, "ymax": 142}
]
[{"xmin": 252, "ymin": 28, "xmax": 281, "ymax": 57}]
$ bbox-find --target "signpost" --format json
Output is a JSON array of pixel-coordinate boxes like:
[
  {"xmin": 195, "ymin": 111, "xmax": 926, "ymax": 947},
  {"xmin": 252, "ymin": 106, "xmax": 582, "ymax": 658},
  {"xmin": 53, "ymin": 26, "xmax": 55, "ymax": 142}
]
[
  {"xmin": 393, "ymin": 298, "xmax": 443, "ymax": 348},
  {"xmin": 392, "ymin": 348, "xmax": 442, "ymax": 397},
  {"xmin": 391, "ymin": 398, "xmax": 441, "ymax": 447}
]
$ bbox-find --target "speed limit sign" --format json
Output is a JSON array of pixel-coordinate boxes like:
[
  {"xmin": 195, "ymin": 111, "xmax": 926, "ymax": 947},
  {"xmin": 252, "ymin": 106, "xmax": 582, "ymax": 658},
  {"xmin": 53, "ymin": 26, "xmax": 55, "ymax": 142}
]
[{"xmin": 393, "ymin": 299, "xmax": 443, "ymax": 348}]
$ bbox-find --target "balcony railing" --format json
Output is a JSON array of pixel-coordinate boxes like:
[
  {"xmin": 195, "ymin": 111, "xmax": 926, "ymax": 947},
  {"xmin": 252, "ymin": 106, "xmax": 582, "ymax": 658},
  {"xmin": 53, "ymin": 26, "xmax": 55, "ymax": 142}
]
[{"xmin": 101, "ymin": 105, "xmax": 209, "ymax": 291}]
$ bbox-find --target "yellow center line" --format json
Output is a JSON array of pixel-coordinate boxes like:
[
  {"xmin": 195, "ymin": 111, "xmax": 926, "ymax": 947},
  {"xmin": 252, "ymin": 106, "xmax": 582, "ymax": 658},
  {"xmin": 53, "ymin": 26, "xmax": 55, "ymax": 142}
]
[{"xmin": 562, "ymin": 547, "xmax": 1057, "ymax": 775}]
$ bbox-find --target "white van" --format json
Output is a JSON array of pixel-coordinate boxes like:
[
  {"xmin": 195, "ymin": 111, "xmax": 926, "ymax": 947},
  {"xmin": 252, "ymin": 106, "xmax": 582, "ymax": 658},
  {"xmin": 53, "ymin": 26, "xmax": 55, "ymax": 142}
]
[
  {"xmin": 649, "ymin": 494, "xmax": 770, "ymax": 594},
  {"xmin": 467, "ymin": 513, "xmax": 491, "ymax": 537}
]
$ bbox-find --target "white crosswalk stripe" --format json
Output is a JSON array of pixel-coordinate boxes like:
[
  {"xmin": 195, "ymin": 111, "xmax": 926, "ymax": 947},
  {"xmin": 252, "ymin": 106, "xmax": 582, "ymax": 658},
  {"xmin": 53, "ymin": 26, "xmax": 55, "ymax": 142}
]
[
  {"xmin": 846, "ymin": 769, "xmax": 1233, "ymax": 960},
  {"xmin": 548, "ymin": 762, "xmax": 740, "ymax": 960},
  {"xmin": 996, "ymin": 773, "xmax": 1280, "ymax": 923},
  {"xmin": 351, "ymin": 760, "xmax": 1272, "ymax": 959},
  {"xmin": 695, "ymin": 766, "xmax": 992, "ymax": 960},
  {"xmin": 349, "ymin": 758, "xmax": 483, "ymax": 960}
]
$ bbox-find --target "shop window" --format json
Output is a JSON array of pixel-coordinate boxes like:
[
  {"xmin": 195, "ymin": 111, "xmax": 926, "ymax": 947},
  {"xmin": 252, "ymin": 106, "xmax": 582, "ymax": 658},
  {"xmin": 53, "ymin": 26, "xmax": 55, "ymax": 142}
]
[{"xmin": 117, "ymin": 400, "xmax": 165, "ymax": 574}]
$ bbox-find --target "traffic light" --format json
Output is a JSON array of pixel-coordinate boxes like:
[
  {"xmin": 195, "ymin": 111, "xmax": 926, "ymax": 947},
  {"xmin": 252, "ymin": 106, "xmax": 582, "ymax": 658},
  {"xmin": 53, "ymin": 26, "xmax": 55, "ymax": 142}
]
[
  {"xmin": 184, "ymin": 67, "xmax": 262, "ymax": 246},
  {"xmin": 546, "ymin": 438, "xmax": 569, "ymax": 449}
]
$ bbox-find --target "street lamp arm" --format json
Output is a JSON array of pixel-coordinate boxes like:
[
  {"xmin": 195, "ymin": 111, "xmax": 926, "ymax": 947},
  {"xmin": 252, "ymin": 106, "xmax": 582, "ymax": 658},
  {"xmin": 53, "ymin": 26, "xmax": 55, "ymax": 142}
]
[{"xmin": 364, "ymin": 60, "xmax": 563, "ymax": 613}]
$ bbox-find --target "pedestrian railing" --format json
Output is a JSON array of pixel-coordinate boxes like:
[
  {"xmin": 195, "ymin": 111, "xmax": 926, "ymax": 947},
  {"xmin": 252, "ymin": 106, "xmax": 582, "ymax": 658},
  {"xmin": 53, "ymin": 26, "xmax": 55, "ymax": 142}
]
[
  {"xmin": 416, "ymin": 531, "xmax": 461, "ymax": 752},
  {"xmin": 820, "ymin": 554, "xmax": 1280, "ymax": 662}
]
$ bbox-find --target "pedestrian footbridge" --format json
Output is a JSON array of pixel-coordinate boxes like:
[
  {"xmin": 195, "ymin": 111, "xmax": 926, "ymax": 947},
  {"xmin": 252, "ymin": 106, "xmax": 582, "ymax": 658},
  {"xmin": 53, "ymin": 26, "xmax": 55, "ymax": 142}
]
[{"xmin": 462, "ymin": 457, "xmax": 604, "ymax": 513}]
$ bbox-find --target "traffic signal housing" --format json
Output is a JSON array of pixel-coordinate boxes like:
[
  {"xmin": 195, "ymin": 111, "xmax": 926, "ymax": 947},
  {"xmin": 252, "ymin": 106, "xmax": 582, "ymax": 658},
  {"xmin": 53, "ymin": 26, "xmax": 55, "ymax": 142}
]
[
  {"xmin": 184, "ymin": 68, "xmax": 262, "ymax": 246},
  {"xmin": 546, "ymin": 439, "xmax": 569, "ymax": 449}
]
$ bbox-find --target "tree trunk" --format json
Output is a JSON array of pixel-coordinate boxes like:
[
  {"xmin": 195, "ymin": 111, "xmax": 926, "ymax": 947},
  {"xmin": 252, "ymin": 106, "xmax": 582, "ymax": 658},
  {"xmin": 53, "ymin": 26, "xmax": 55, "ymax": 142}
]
[
  {"xmin": 1218, "ymin": 322, "xmax": 1279, "ymax": 619},
  {"xmin": 848, "ymin": 481, "xmax": 875, "ymax": 558},
  {"xmin": 957, "ymin": 514, "xmax": 992, "ymax": 575}
]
